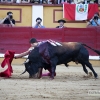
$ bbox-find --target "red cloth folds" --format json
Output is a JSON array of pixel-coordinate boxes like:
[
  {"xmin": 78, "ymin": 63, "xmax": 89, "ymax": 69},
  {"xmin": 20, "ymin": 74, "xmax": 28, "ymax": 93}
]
[
  {"xmin": 87, "ymin": 4, "xmax": 98, "ymax": 20},
  {"xmin": 63, "ymin": 3, "xmax": 75, "ymax": 20},
  {"xmin": 0, "ymin": 50, "xmax": 15, "ymax": 77}
]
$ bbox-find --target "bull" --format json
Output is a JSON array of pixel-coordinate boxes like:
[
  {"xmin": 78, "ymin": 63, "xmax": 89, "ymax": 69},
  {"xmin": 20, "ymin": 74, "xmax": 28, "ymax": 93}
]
[{"xmin": 23, "ymin": 42, "xmax": 100, "ymax": 79}]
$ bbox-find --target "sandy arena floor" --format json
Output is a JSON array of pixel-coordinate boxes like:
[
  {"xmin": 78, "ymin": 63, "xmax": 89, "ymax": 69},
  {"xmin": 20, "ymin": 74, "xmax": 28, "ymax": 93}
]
[{"xmin": 0, "ymin": 64, "xmax": 100, "ymax": 100}]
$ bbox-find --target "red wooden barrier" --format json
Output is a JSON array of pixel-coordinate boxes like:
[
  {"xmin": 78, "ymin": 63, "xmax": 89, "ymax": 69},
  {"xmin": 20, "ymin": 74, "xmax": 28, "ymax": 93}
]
[
  {"xmin": 96, "ymin": 27, "xmax": 100, "ymax": 50},
  {"xmin": 0, "ymin": 27, "xmax": 99, "ymax": 56}
]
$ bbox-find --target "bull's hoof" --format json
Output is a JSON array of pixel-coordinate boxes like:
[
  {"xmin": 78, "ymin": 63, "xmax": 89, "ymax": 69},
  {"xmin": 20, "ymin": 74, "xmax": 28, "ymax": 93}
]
[
  {"xmin": 88, "ymin": 72, "xmax": 93, "ymax": 77},
  {"xmin": 29, "ymin": 74, "xmax": 38, "ymax": 79},
  {"xmin": 29, "ymin": 75, "xmax": 32, "ymax": 78},
  {"xmin": 94, "ymin": 74, "xmax": 98, "ymax": 79},
  {"xmin": 50, "ymin": 76, "xmax": 54, "ymax": 80},
  {"xmin": 37, "ymin": 68, "xmax": 42, "ymax": 79},
  {"xmin": 83, "ymin": 72, "xmax": 93, "ymax": 78},
  {"xmin": 95, "ymin": 76, "xmax": 99, "ymax": 79}
]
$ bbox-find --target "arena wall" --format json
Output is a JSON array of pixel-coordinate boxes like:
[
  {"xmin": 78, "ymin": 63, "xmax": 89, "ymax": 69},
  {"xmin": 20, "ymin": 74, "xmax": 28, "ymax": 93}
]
[{"xmin": 0, "ymin": 27, "xmax": 100, "ymax": 55}]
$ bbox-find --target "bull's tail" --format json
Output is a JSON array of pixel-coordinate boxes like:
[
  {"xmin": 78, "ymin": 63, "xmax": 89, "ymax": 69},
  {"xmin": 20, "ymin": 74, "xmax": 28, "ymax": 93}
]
[
  {"xmin": 82, "ymin": 43, "xmax": 100, "ymax": 55},
  {"xmin": 20, "ymin": 69, "xmax": 26, "ymax": 75}
]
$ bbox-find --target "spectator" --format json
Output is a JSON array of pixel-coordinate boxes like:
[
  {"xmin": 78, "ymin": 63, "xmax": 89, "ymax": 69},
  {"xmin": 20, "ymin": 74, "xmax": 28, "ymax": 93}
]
[
  {"xmin": 58, "ymin": 0, "xmax": 70, "ymax": 4},
  {"xmin": 79, "ymin": 0, "xmax": 98, "ymax": 4},
  {"xmin": 94, "ymin": 0, "xmax": 98, "ymax": 3},
  {"xmin": 30, "ymin": 0, "xmax": 40, "ymax": 3},
  {"xmin": 21, "ymin": 0, "xmax": 30, "ymax": 3},
  {"xmin": 1, "ymin": 0, "xmax": 13, "ymax": 3},
  {"xmin": 56, "ymin": 19, "xmax": 66, "ymax": 28},
  {"xmin": 34, "ymin": 17, "xmax": 45, "ymax": 28},
  {"xmin": 71, "ymin": 0, "xmax": 75, "ymax": 3},
  {"xmin": 42, "ymin": 0, "xmax": 47, "ymax": 3},
  {"xmin": 98, "ymin": 13, "xmax": 100, "ymax": 26},
  {"xmin": 87, "ymin": 13, "xmax": 100, "ymax": 27},
  {"xmin": 0, "ymin": 11, "xmax": 15, "ymax": 27}
]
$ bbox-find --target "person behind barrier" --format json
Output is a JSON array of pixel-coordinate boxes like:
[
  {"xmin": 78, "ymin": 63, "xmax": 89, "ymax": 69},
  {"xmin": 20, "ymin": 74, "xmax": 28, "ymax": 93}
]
[
  {"xmin": 87, "ymin": 12, "xmax": 100, "ymax": 27},
  {"xmin": 34, "ymin": 17, "xmax": 45, "ymax": 28},
  {"xmin": 21, "ymin": 0, "xmax": 30, "ymax": 3},
  {"xmin": 1, "ymin": 0, "xmax": 14, "ymax": 3},
  {"xmin": 56, "ymin": 19, "xmax": 66, "ymax": 28},
  {"xmin": 30, "ymin": 0, "xmax": 47, "ymax": 4},
  {"xmin": 14, "ymin": 38, "xmax": 36, "ymax": 59},
  {"xmin": 0, "ymin": 11, "xmax": 15, "ymax": 27}
]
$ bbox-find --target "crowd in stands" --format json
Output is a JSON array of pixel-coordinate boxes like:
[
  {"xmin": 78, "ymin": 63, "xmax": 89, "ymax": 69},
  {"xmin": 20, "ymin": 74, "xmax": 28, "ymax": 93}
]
[
  {"xmin": 0, "ymin": 11, "xmax": 67, "ymax": 28},
  {"xmin": 0, "ymin": 11, "xmax": 100, "ymax": 27},
  {"xmin": 0, "ymin": 0, "xmax": 99, "ymax": 4}
]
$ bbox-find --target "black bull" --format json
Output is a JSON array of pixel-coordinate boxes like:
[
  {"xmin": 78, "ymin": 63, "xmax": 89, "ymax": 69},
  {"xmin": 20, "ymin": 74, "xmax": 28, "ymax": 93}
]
[{"xmin": 23, "ymin": 42, "xmax": 100, "ymax": 79}]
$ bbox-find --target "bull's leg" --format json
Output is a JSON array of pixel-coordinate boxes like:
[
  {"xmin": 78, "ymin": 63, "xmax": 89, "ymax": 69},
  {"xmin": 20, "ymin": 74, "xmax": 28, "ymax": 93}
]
[
  {"xmin": 50, "ymin": 57, "xmax": 58, "ymax": 79},
  {"xmin": 76, "ymin": 47, "xmax": 98, "ymax": 78},
  {"xmin": 37, "ymin": 68, "xmax": 43, "ymax": 78},
  {"xmin": 50, "ymin": 64, "xmax": 56, "ymax": 79},
  {"xmin": 85, "ymin": 61, "xmax": 98, "ymax": 78},
  {"xmin": 47, "ymin": 68, "xmax": 56, "ymax": 76},
  {"xmin": 81, "ymin": 63, "xmax": 88, "ymax": 74},
  {"xmin": 24, "ymin": 62, "xmax": 33, "ymax": 78}
]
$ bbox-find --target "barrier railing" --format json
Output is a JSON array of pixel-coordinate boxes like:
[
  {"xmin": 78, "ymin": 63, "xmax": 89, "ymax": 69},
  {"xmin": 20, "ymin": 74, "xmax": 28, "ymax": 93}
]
[{"xmin": 0, "ymin": 27, "xmax": 100, "ymax": 56}]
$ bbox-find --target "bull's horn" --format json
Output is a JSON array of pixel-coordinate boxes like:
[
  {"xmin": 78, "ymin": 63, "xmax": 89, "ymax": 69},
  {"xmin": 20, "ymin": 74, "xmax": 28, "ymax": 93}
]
[{"xmin": 20, "ymin": 69, "xmax": 26, "ymax": 75}]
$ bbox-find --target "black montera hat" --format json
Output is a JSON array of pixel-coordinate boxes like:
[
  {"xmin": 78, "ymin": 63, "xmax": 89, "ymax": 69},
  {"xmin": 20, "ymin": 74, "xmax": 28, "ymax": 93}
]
[
  {"xmin": 29, "ymin": 38, "xmax": 37, "ymax": 43},
  {"xmin": 58, "ymin": 19, "xmax": 66, "ymax": 23},
  {"xmin": 36, "ymin": 17, "xmax": 42, "ymax": 22}
]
